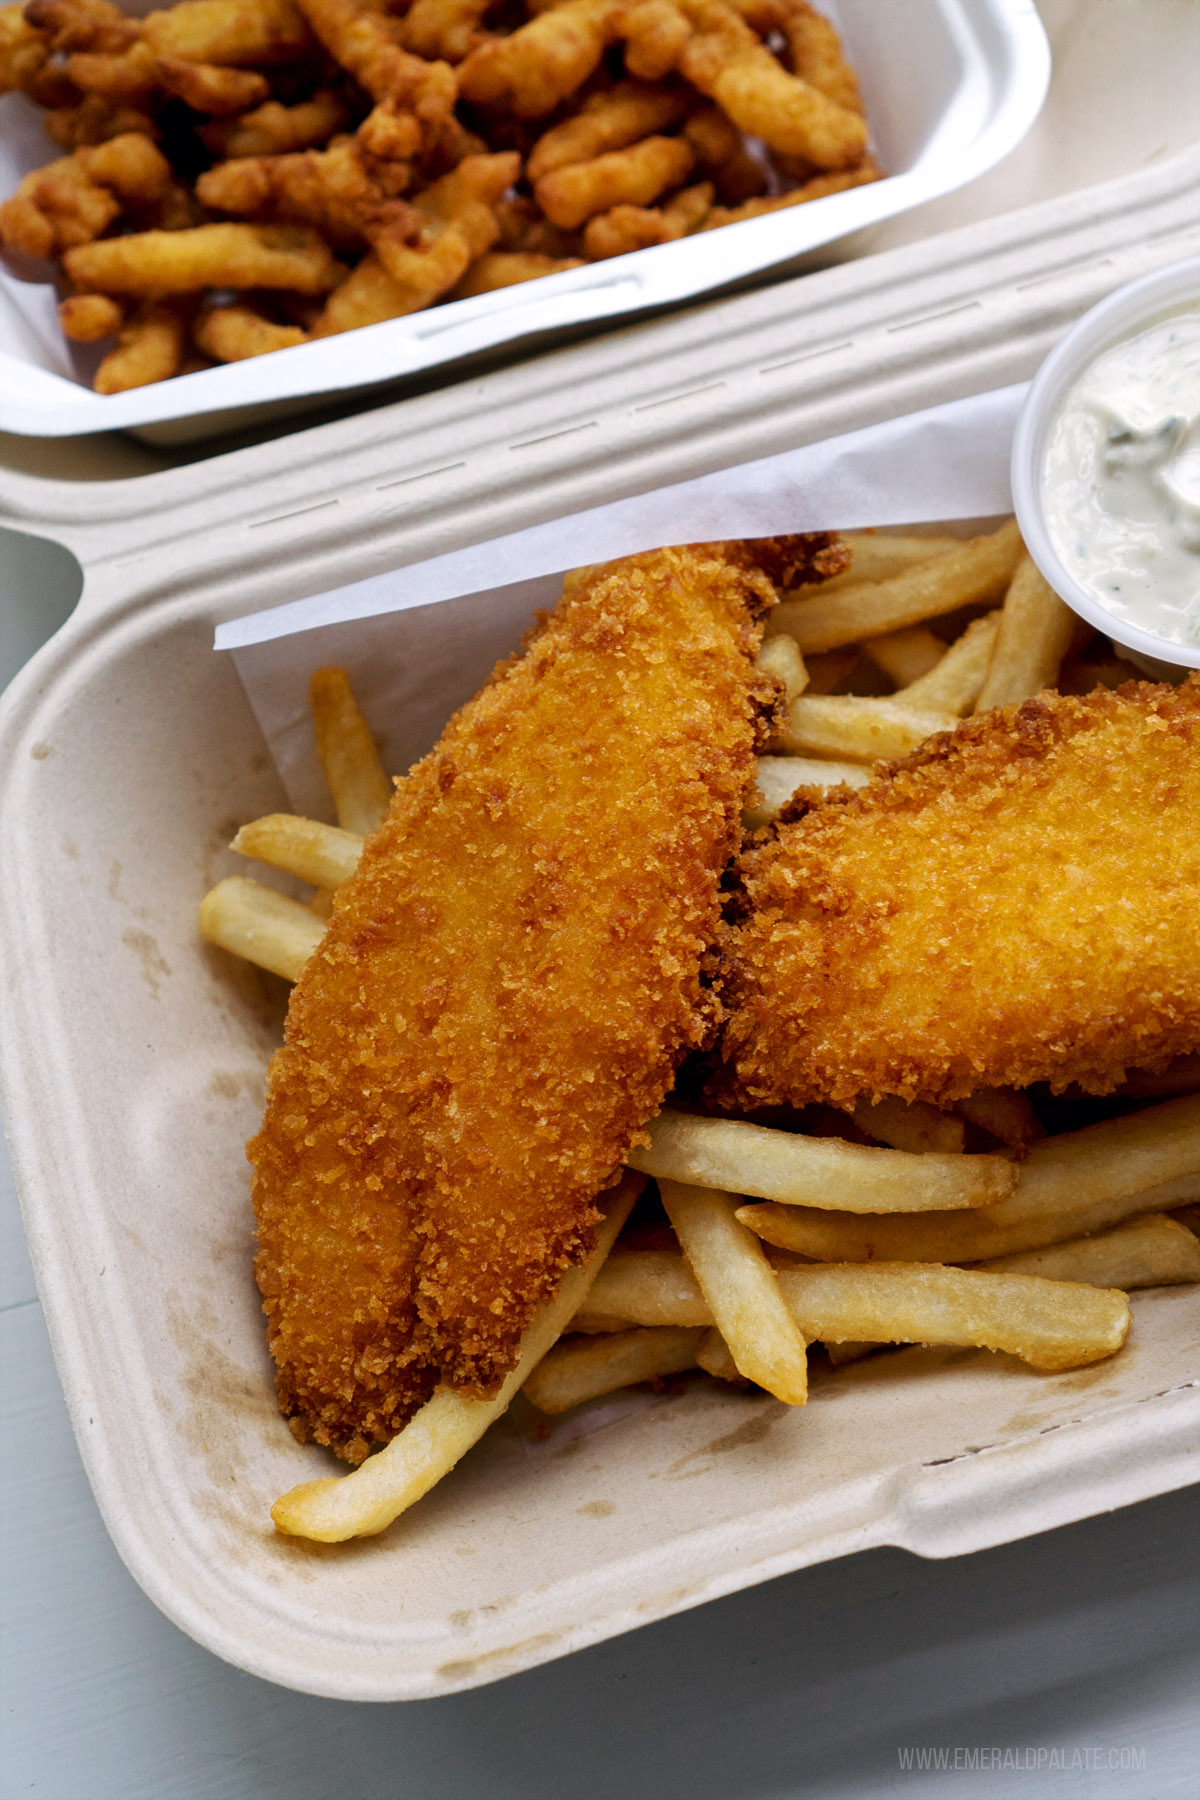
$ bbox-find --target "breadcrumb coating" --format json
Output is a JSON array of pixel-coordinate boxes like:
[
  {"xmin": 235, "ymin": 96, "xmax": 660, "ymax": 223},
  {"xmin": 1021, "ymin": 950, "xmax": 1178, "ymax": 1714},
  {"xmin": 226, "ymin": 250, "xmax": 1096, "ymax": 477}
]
[
  {"xmin": 248, "ymin": 540, "xmax": 842, "ymax": 1462},
  {"xmin": 710, "ymin": 677, "xmax": 1200, "ymax": 1113}
]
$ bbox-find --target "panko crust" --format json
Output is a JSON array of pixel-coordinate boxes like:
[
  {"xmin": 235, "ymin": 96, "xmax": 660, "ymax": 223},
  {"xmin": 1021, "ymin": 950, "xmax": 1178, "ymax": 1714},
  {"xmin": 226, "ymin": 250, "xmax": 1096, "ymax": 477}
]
[
  {"xmin": 249, "ymin": 540, "xmax": 811, "ymax": 1462},
  {"xmin": 710, "ymin": 676, "xmax": 1200, "ymax": 1113}
]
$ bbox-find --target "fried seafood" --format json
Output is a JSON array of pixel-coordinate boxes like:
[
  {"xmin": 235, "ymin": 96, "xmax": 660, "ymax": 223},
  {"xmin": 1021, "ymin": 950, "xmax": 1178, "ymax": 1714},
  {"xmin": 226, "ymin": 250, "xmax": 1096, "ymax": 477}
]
[
  {"xmin": 712, "ymin": 678, "xmax": 1200, "ymax": 1111},
  {"xmin": 249, "ymin": 539, "xmax": 840, "ymax": 1464}
]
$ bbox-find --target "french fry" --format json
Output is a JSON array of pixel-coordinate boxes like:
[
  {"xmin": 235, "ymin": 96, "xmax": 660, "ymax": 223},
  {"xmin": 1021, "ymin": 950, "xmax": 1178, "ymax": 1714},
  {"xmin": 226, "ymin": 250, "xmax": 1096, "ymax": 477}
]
[
  {"xmin": 695, "ymin": 1326, "xmax": 747, "ymax": 1383},
  {"xmin": 772, "ymin": 693, "xmax": 958, "ymax": 762},
  {"xmin": 851, "ymin": 1095, "xmax": 965, "ymax": 1156},
  {"xmin": 1172, "ymin": 1203, "xmax": 1200, "ymax": 1239},
  {"xmin": 895, "ymin": 611, "xmax": 1000, "ymax": 715},
  {"xmin": 658, "ymin": 1179, "xmax": 808, "ymax": 1402},
  {"xmin": 743, "ymin": 753, "xmax": 869, "ymax": 828},
  {"xmin": 770, "ymin": 520, "xmax": 1024, "ymax": 652},
  {"xmin": 955, "ymin": 1087, "xmax": 1044, "ymax": 1152},
  {"xmin": 787, "ymin": 534, "xmax": 962, "ymax": 602},
  {"xmin": 975, "ymin": 554, "xmax": 1076, "ymax": 711},
  {"xmin": 523, "ymin": 1324, "xmax": 703, "ymax": 1412},
  {"xmin": 580, "ymin": 1246, "xmax": 710, "ymax": 1324},
  {"xmin": 232, "ymin": 813, "xmax": 364, "ymax": 887},
  {"xmin": 309, "ymin": 666, "xmax": 393, "ymax": 835},
  {"xmin": 772, "ymin": 1263, "xmax": 1130, "ymax": 1371},
  {"xmin": 629, "ymin": 1109, "xmax": 1015, "ymax": 1210},
  {"xmin": 737, "ymin": 1094, "xmax": 1200, "ymax": 1262},
  {"xmin": 271, "ymin": 1174, "xmax": 642, "ymax": 1540},
  {"xmin": 199, "ymin": 875, "xmax": 324, "ymax": 981},
  {"xmin": 978, "ymin": 1213, "xmax": 1200, "ymax": 1288},
  {"xmin": 861, "ymin": 624, "xmax": 946, "ymax": 687},
  {"xmin": 755, "ymin": 632, "xmax": 808, "ymax": 700}
]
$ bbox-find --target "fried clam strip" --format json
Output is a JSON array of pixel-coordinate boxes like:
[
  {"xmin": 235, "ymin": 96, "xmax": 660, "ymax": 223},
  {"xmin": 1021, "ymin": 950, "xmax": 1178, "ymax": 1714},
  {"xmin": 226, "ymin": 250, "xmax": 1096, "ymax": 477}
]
[
  {"xmin": 582, "ymin": 180, "xmax": 710, "ymax": 258},
  {"xmin": 195, "ymin": 135, "xmax": 418, "ymax": 257},
  {"xmin": 571, "ymin": 1248, "xmax": 1133, "ymax": 1370},
  {"xmin": 675, "ymin": 0, "xmax": 867, "ymax": 167},
  {"xmin": 293, "ymin": 0, "xmax": 456, "ymax": 128},
  {"xmin": 628, "ymin": 1109, "xmax": 1015, "ymax": 1211},
  {"xmin": 714, "ymin": 681, "xmax": 1200, "ymax": 1112},
  {"xmin": 457, "ymin": 0, "xmax": 623, "ymax": 116},
  {"xmin": 272, "ymin": 1176, "xmax": 642, "ymax": 1540},
  {"xmin": 736, "ymin": 1095, "xmax": 1200, "ymax": 1263},
  {"xmin": 308, "ymin": 150, "xmax": 518, "ymax": 327},
  {"xmin": 527, "ymin": 77, "xmax": 691, "ymax": 178},
  {"xmin": 0, "ymin": 131, "xmax": 173, "ymax": 258},
  {"xmin": 250, "ymin": 542, "xmax": 805, "ymax": 1464},
  {"xmin": 64, "ymin": 221, "xmax": 346, "ymax": 293}
]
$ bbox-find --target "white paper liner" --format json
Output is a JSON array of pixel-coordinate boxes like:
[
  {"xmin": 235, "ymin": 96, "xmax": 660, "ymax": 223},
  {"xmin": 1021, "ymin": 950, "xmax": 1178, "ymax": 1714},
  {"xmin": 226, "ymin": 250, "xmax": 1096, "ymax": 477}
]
[{"xmin": 222, "ymin": 382, "xmax": 1027, "ymax": 817}]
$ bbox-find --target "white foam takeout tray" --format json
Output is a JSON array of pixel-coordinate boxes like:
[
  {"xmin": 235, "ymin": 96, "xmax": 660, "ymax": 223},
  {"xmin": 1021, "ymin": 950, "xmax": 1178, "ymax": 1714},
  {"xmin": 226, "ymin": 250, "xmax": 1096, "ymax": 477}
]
[
  {"xmin": 0, "ymin": 0, "xmax": 1050, "ymax": 440},
  {"xmin": 0, "ymin": 154, "xmax": 1198, "ymax": 1701}
]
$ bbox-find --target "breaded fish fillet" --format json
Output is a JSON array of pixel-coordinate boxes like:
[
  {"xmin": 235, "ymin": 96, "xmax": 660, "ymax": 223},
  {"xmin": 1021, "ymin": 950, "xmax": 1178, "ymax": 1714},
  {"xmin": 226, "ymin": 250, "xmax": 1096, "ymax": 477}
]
[
  {"xmin": 249, "ymin": 541, "xmax": 838, "ymax": 1464},
  {"xmin": 711, "ymin": 677, "xmax": 1200, "ymax": 1113}
]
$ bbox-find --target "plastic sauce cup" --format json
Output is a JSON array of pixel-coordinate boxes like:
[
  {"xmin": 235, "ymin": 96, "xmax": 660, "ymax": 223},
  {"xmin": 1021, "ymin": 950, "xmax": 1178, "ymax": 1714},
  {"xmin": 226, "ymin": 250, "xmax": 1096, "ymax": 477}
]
[{"xmin": 1010, "ymin": 257, "xmax": 1200, "ymax": 678}]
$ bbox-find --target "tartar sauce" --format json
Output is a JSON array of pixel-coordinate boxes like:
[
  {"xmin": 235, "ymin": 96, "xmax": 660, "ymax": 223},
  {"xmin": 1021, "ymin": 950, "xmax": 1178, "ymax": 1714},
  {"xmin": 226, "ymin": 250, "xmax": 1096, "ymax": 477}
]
[{"xmin": 1041, "ymin": 303, "xmax": 1200, "ymax": 648}]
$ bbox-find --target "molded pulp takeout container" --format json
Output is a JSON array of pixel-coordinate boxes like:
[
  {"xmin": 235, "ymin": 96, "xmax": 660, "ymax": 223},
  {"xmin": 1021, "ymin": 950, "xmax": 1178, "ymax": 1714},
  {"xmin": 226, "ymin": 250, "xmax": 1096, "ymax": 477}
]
[
  {"xmin": 1, "ymin": 152, "xmax": 1198, "ymax": 1698},
  {"xmin": 0, "ymin": 0, "xmax": 1051, "ymax": 441}
]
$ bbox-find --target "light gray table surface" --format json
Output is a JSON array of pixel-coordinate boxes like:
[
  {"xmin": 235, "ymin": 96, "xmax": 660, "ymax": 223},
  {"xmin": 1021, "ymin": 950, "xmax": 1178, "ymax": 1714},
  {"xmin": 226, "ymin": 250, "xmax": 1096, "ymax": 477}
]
[{"xmin": 2, "ymin": 534, "xmax": 1199, "ymax": 1799}]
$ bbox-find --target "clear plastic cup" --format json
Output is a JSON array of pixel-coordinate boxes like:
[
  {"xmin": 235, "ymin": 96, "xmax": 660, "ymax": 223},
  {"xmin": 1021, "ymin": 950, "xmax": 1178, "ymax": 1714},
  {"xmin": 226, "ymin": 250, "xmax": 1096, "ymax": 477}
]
[{"xmin": 1010, "ymin": 258, "xmax": 1200, "ymax": 678}]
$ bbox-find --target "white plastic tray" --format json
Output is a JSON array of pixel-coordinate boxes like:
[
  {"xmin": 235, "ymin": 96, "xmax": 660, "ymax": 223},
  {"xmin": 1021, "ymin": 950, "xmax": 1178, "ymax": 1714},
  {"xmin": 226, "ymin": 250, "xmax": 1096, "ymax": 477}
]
[
  {"xmin": 0, "ymin": 166, "xmax": 1197, "ymax": 1699},
  {"xmin": 0, "ymin": 0, "xmax": 1049, "ymax": 439}
]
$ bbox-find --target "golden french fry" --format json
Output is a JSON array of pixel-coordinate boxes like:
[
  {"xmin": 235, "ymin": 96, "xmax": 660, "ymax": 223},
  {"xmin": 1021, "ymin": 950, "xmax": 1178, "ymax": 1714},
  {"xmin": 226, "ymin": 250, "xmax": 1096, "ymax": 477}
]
[
  {"xmin": 566, "ymin": 1311, "xmax": 632, "ymax": 1333},
  {"xmin": 198, "ymin": 875, "xmax": 324, "ymax": 982},
  {"xmin": 895, "ymin": 612, "xmax": 1000, "ymax": 715},
  {"xmin": 771, "ymin": 521, "xmax": 1024, "ymax": 652},
  {"xmin": 788, "ymin": 534, "xmax": 962, "ymax": 603},
  {"xmin": 1118, "ymin": 1056, "xmax": 1200, "ymax": 1099},
  {"xmin": 523, "ymin": 1324, "xmax": 703, "ymax": 1412},
  {"xmin": 851, "ymin": 1095, "xmax": 965, "ymax": 1156},
  {"xmin": 861, "ymin": 624, "xmax": 946, "ymax": 687},
  {"xmin": 977, "ymin": 1213, "xmax": 1200, "ymax": 1288},
  {"xmin": 737, "ymin": 1094, "xmax": 1200, "ymax": 1262},
  {"xmin": 659, "ymin": 1179, "xmax": 808, "ymax": 1402},
  {"xmin": 232, "ymin": 813, "xmax": 364, "ymax": 888},
  {"xmin": 695, "ymin": 1326, "xmax": 746, "ymax": 1383},
  {"xmin": 1172, "ymin": 1203, "xmax": 1200, "ymax": 1239},
  {"xmin": 773, "ymin": 1262, "xmax": 1130, "ymax": 1371},
  {"xmin": 271, "ymin": 1175, "xmax": 642, "ymax": 1540},
  {"xmin": 743, "ymin": 754, "xmax": 869, "ymax": 828},
  {"xmin": 309, "ymin": 666, "xmax": 393, "ymax": 835},
  {"xmin": 581, "ymin": 1246, "xmax": 709, "ymax": 1325},
  {"xmin": 630, "ymin": 1109, "xmax": 1014, "ymax": 1211},
  {"xmin": 772, "ymin": 693, "xmax": 957, "ymax": 762},
  {"xmin": 754, "ymin": 632, "xmax": 808, "ymax": 700},
  {"xmin": 975, "ymin": 554, "xmax": 1076, "ymax": 711},
  {"xmin": 954, "ymin": 1087, "xmax": 1044, "ymax": 1151}
]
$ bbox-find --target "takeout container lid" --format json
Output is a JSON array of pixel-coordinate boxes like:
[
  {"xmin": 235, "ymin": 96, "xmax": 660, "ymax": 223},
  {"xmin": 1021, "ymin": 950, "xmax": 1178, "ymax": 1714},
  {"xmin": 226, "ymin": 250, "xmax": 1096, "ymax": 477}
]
[
  {"xmin": 1011, "ymin": 256, "xmax": 1200, "ymax": 674},
  {"xmin": 0, "ymin": 0, "xmax": 1050, "ymax": 441},
  {"xmin": 1, "ymin": 162, "xmax": 1198, "ymax": 1702}
]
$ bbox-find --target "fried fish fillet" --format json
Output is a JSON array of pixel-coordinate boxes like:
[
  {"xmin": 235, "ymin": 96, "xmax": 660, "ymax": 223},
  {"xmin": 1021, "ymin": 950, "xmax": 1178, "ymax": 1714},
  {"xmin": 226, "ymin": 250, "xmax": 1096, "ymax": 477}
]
[
  {"xmin": 711, "ymin": 677, "xmax": 1200, "ymax": 1113},
  {"xmin": 249, "ymin": 540, "xmax": 838, "ymax": 1464}
]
